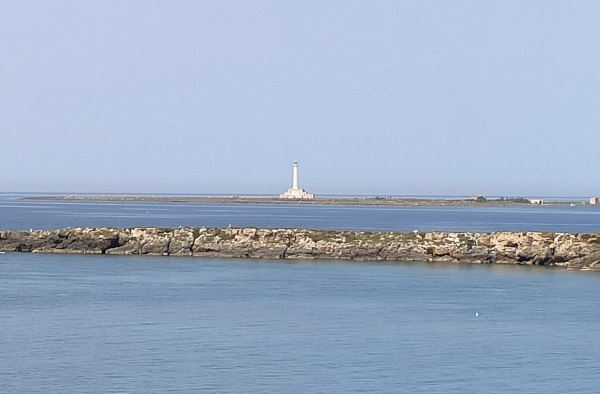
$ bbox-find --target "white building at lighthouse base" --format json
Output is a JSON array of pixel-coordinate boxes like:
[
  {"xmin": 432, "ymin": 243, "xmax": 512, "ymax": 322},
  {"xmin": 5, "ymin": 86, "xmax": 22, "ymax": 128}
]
[
  {"xmin": 279, "ymin": 160, "xmax": 315, "ymax": 200},
  {"xmin": 280, "ymin": 188, "xmax": 314, "ymax": 199}
]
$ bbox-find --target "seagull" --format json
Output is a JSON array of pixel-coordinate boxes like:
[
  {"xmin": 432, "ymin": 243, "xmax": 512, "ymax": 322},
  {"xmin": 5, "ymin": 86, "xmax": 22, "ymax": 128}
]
[{"xmin": 475, "ymin": 312, "xmax": 480, "ymax": 317}]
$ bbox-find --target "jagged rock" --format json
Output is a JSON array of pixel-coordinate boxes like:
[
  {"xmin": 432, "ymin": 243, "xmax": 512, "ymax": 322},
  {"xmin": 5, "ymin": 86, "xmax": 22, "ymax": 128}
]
[
  {"xmin": 568, "ymin": 250, "xmax": 600, "ymax": 268},
  {"xmin": 63, "ymin": 228, "xmax": 119, "ymax": 253},
  {"xmin": 106, "ymin": 243, "xmax": 141, "ymax": 255},
  {"xmin": 2, "ymin": 227, "xmax": 600, "ymax": 271},
  {"xmin": 250, "ymin": 246, "xmax": 287, "ymax": 259},
  {"xmin": 168, "ymin": 228, "xmax": 195, "ymax": 256},
  {"xmin": 140, "ymin": 239, "xmax": 169, "ymax": 255}
]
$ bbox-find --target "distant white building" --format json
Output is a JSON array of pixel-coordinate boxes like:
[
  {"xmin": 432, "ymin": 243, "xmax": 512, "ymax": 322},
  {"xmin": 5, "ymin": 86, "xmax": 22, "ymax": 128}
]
[
  {"xmin": 530, "ymin": 199, "xmax": 545, "ymax": 205},
  {"xmin": 280, "ymin": 161, "xmax": 315, "ymax": 200},
  {"xmin": 590, "ymin": 197, "xmax": 599, "ymax": 205}
]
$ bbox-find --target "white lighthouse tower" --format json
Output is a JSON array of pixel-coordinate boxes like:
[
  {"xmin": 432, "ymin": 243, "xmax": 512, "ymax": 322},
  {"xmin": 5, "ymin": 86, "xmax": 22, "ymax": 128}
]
[{"xmin": 280, "ymin": 161, "xmax": 315, "ymax": 199}]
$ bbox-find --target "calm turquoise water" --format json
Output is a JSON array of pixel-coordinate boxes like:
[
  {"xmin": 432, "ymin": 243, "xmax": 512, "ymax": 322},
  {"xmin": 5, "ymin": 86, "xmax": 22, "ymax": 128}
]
[{"xmin": 2, "ymin": 253, "xmax": 599, "ymax": 393}]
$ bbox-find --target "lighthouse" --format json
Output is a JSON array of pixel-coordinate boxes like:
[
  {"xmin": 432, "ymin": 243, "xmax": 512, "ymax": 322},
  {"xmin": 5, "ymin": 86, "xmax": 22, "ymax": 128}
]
[
  {"xmin": 280, "ymin": 161, "xmax": 315, "ymax": 200},
  {"xmin": 292, "ymin": 161, "xmax": 299, "ymax": 189}
]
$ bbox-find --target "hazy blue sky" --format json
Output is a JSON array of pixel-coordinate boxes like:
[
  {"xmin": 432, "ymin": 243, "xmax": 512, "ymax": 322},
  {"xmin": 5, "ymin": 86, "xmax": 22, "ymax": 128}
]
[{"xmin": 1, "ymin": 1, "xmax": 599, "ymax": 196}]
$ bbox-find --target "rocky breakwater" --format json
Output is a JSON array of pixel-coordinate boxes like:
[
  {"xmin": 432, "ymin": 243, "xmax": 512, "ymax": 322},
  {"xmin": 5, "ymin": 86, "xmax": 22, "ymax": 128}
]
[{"xmin": 1, "ymin": 227, "xmax": 600, "ymax": 271}]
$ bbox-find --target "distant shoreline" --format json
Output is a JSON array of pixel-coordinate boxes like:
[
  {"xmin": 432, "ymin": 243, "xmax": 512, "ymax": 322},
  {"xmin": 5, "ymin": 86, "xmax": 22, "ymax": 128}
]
[{"xmin": 24, "ymin": 195, "xmax": 586, "ymax": 207}]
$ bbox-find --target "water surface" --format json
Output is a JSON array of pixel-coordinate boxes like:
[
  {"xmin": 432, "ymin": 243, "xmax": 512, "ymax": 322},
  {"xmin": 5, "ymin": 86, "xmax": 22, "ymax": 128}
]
[
  {"xmin": 2, "ymin": 253, "xmax": 599, "ymax": 393},
  {"xmin": 2, "ymin": 193, "xmax": 600, "ymax": 232}
]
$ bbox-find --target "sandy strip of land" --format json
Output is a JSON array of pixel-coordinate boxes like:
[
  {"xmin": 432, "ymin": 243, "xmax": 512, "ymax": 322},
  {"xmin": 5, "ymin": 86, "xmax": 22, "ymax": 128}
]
[{"xmin": 24, "ymin": 195, "xmax": 581, "ymax": 207}]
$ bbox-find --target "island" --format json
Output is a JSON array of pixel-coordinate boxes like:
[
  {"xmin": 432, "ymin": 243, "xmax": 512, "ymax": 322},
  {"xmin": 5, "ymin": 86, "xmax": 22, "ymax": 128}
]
[
  {"xmin": 1, "ymin": 227, "xmax": 599, "ymax": 271},
  {"xmin": 24, "ymin": 195, "xmax": 586, "ymax": 207}
]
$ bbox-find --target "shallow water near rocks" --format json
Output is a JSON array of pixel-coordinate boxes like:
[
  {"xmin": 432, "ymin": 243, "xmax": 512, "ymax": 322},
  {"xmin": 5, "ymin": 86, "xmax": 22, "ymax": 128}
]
[{"xmin": 2, "ymin": 253, "xmax": 599, "ymax": 393}]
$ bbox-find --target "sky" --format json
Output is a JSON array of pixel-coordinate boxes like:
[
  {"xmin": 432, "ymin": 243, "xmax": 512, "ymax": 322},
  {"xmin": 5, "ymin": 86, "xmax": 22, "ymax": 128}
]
[{"xmin": 1, "ymin": 1, "xmax": 599, "ymax": 196}]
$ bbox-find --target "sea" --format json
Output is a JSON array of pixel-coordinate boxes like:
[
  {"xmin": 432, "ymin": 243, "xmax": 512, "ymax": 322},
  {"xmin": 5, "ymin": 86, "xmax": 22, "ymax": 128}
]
[
  {"xmin": 1, "ymin": 193, "xmax": 600, "ymax": 393},
  {"xmin": 2, "ymin": 193, "xmax": 600, "ymax": 233}
]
